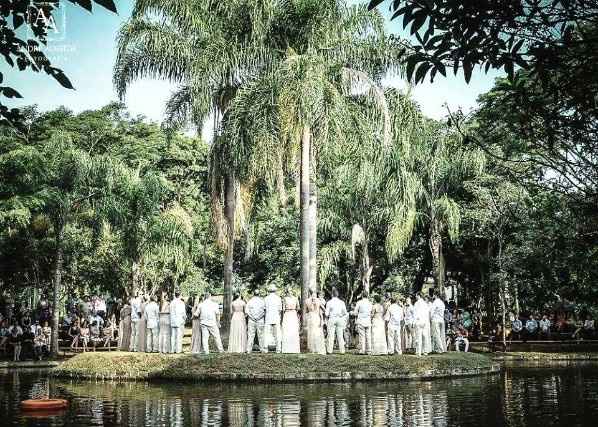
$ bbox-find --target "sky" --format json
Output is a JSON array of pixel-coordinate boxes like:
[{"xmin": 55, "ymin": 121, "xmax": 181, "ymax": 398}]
[{"xmin": 5, "ymin": 1, "xmax": 503, "ymax": 140}]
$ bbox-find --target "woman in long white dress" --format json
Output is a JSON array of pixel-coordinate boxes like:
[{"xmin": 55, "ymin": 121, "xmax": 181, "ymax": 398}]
[
  {"xmin": 371, "ymin": 295, "xmax": 388, "ymax": 355},
  {"xmin": 305, "ymin": 289, "xmax": 326, "ymax": 354},
  {"xmin": 118, "ymin": 303, "xmax": 132, "ymax": 351},
  {"xmin": 138, "ymin": 296, "xmax": 147, "ymax": 353},
  {"xmin": 191, "ymin": 295, "xmax": 202, "ymax": 354},
  {"xmin": 228, "ymin": 294, "xmax": 247, "ymax": 353},
  {"xmin": 281, "ymin": 290, "xmax": 300, "ymax": 353},
  {"xmin": 159, "ymin": 293, "xmax": 171, "ymax": 353},
  {"xmin": 424, "ymin": 298, "xmax": 433, "ymax": 354}
]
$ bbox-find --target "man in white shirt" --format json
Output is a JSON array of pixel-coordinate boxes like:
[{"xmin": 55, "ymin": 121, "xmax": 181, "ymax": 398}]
[
  {"xmin": 325, "ymin": 287, "xmax": 348, "ymax": 354},
  {"xmin": 195, "ymin": 291, "xmax": 223, "ymax": 354},
  {"xmin": 351, "ymin": 291, "xmax": 373, "ymax": 355},
  {"xmin": 144, "ymin": 296, "xmax": 160, "ymax": 352},
  {"xmin": 264, "ymin": 285, "xmax": 283, "ymax": 353},
  {"xmin": 129, "ymin": 293, "xmax": 142, "ymax": 352},
  {"xmin": 430, "ymin": 292, "xmax": 446, "ymax": 353},
  {"xmin": 385, "ymin": 296, "xmax": 404, "ymax": 355},
  {"xmin": 245, "ymin": 288, "xmax": 266, "ymax": 353},
  {"xmin": 169, "ymin": 292, "xmax": 187, "ymax": 353},
  {"xmin": 414, "ymin": 292, "xmax": 430, "ymax": 356}
]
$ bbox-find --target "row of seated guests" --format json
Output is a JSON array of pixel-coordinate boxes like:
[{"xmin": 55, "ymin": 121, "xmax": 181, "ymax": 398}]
[
  {"xmin": 510, "ymin": 312, "xmax": 596, "ymax": 341},
  {"xmin": 62, "ymin": 314, "xmax": 118, "ymax": 351},
  {"xmin": 0, "ymin": 319, "xmax": 52, "ymax": 361}
]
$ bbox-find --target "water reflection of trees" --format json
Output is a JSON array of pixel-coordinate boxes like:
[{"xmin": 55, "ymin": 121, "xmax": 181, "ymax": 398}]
[
  {"xmin": 3, "ymin": 367, "xmax": 598, "ymax": 426},
  {"xmin": 56, "ymin": 380, "xmax": 463, "ymax": 426}
]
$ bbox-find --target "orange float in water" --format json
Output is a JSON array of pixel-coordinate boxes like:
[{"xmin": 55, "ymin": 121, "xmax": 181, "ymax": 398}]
[{"xmin": 21, "ymin": 399, "xmax": 68, "ymax": 411}]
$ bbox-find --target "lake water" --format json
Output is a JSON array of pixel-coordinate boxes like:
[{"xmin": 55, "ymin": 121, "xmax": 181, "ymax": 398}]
[{"xmin": 1, "ymin": 364, "xmax": 597, "ymax": 426}]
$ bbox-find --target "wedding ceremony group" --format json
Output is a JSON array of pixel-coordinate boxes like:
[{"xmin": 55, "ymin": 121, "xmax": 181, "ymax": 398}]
[{"xmin": 118, "ymin": 286, "xmax": 457, "ymax": 357}]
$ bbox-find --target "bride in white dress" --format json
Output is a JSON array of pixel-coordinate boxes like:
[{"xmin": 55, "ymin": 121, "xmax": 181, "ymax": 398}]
[
  {"xmin": 306, "ymin": 289, "xmax": 326, "ymax": 354},
  {"xmin": 281, "ymin": 289, "xmax": 300, "ymax": 353},
  {"xmin": 371, "ymin": 294, "xmax": 388, "ymax": 355}
]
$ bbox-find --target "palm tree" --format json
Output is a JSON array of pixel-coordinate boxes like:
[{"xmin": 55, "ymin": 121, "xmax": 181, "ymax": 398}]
[
  {"xmin": 114, "ymin": 0, "xmax": 278, "ymax": 328},
  {"xmin": 383, "ymin": 104, "xmax": 486, "ymax": 294},
  {"xmin": 115, "ymin": 0, "xmax": 403, "ymax": 316},
  {"xmin": 0, "ymin": 133, "xmax": 114, "ymax": 355}
]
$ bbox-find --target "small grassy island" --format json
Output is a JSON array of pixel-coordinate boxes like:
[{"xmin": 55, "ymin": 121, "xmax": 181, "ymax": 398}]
[{"xmin": 52, "ymin": 352, "xmax": 499, "ymax": 382}]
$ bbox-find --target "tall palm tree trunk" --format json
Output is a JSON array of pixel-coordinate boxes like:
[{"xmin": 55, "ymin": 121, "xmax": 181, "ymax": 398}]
[
  {"xmin": 308, "ymin": 179, "xmax": 318, "ymax": 293},
  {"xmin": 300, "ymin": 126, "xmax": 312, "ymax": 310},
  {"xmin": 429, "ymin": 221, "xmax": 445, "ymax": 295},
  {"xmin": 51, "ymin": 225, "xmax": 64, "ymax": 357},
  {"xmin": 223, "ymin": 173, "xmax": 235, "ymax": 333}
]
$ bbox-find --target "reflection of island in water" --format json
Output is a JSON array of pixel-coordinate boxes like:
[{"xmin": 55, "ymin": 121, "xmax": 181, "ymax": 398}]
[{"xmin": 2, "ymin": 365, "xmax": 598, "ymax": 426}]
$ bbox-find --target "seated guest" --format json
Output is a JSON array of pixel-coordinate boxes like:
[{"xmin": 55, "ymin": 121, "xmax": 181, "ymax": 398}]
[
  {"xmin": 80, "ymin": 320, "xmax": 90, "ymax": 351},
  {"xmin": 571, "ymin": 317, "xmax": 584, "ymax": 340},
  {"xmin": 510, "ymin": 314, "xmax": 523, "ymax": 341},
  {"xmin": 69, "ymin": 319, "xmax": 81, "ymax": 349},
  {"xmin": 539, "ymin": 314, "xmax": 551, "ymax": 339},
  {"xmin": 33, "ymin": 328, "xmax": 48, "ymax": 360},
  {"xmin": 102, "ymin": 316, "xmax": 116, "ymax": 347},
  {"xmin": 21, "ymin": 313, "xmax": 32, "ymax": 333},
  {"xmin": 95, "ymin": 296, "xmax": 107, "ymax": 319},
  {"xmin": 20, "ymin": 326, "xmax": 35, "ymax": 360},
  {"xmin": 89, "ymin": 321, "xmax": 103, "ymax": 349},
  {"xmin": 42, "ymin": 321, "xmax": 51, "ymax": 342},
  {"xmin": 525, "ymin": 315, "xmax": 538, "ymax": 341},
  {"xmin": 583, "ymin": 316, "xmax": 595, "ymax": 339},
  {"xmin": 455, "ymin": 325, "xmax": 469, "ymax": 352},
  {"xmin": 89, "ymin": 311, "xmax": 104, "ymax": 328}
]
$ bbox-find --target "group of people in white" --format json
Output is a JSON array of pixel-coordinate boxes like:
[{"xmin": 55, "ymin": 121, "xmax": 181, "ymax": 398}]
[{"xmin": 118, "ymin": 286, "xmax": 456, "ymax": 356}]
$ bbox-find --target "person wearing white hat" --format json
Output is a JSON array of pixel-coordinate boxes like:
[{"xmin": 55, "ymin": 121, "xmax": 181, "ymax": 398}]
[{"xmin": 264, "ymin": 285, "xmax": 282, "ymax": 353}]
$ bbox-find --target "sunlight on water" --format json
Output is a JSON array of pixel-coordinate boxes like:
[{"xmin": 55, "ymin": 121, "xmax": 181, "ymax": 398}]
[{"xmin": 1, "ymin": 365, "xmax": 598, "ymax": 426}]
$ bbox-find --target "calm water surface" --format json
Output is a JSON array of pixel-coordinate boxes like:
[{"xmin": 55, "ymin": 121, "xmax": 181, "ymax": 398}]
[{"xmin": 1, "ymin": 364, "xmax": 598, "ymax": 426}]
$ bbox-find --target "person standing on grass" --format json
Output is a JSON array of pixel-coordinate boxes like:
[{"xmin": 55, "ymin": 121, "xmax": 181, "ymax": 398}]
[
  {"xmin": 325, "ymin": 287, "xmax": 348, "ymax": 354},
  {"xmin": 129, "ymin": 293, "xmax": 142, "ymax": 352},
  {"xmin": 245, "ymin": 288, "xmax": 266, "ymax": 353},
  {"xmin": 404, "ymin": 296, "xmax": 415, "ymax": 351},
  {"xmin": 385, "ymin": 296, "xmax": 404, "ymax": 355},
  {"xmin": 351, "ymin": 291, "xmax": 373, "ymax": 355},
  {"xmin": 264, "ymin": 285, "xmax": 283, "ymax": 353},
  {"xmin": 414, "ymin": 293, "xmax": 430, "ymax": 356},
  {"xmin": 191, "ymin": 295, "xmax": 203, "ymax": 354},
  {"xmin": 228, "ymin": 293, "xmax": 247, "ymax": 353},
  {"xmin": 430, "ymin": 291, "xmax": 446, "ymax": 353},
  {"xmin": 159, "ymin": 293, "xmax": 171, "ymax": 353},
  {"xmin": 196, "ymin": 291, "xmax": 224, "ymax": 355},
  {"xmin": 144, "ymin": 296, "xmax": 160, "ymax": 352},
  {"xmin": 169, "ymin": 292, "xmax": 187, "ymax": 353}
]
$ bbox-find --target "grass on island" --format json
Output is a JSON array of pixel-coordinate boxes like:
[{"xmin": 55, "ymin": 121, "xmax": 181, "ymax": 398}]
[{"xmin": 52, "ymin": 351, "xmax": 494, "ymax": 381}]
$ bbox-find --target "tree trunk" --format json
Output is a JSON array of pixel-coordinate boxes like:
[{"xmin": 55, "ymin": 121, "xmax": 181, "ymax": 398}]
[
  {"xmin": 131, "ymin": 259, "xmax": 141, "ymax": 296},
  {"xmin": 361, "ymin": 239, "xmax": 372, "ymax": 295},
  {"xmin": 300, "ymin": 126, "xmax": 311, "ymax": 310},
  {"xmin": 429, "ymin": 221, "xmax": 444, "ymax": 295},
  {"xmin": 223, "ymin": 173, "xmax": 235, "ymax": 333},
  {"xmin": 308, "ymin": 179, "xmax": 318, "ymax": 293},
  {"xmin": 50, "ymin": 225, "xmax": 64, "ymax": 357}
]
